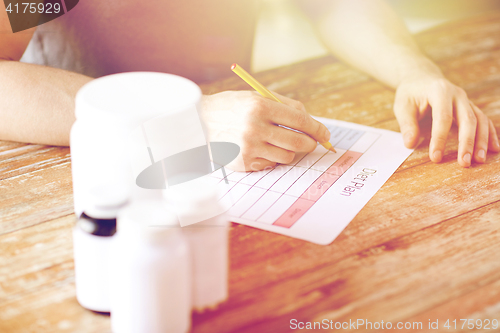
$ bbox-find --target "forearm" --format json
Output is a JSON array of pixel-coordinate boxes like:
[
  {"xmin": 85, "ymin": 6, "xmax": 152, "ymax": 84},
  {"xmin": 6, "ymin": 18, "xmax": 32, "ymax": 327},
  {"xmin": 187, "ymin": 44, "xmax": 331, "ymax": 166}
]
[
  {"xmin": 0, "ymin": 60, "xmax": 92, "ymax": 146},
  {"xmin": 297, "ymin": 0, "xmax": 499, "ymax": 167},
  {"xmin": 298, "ymin": 0, "xmax": 443, "ymax": 88}
]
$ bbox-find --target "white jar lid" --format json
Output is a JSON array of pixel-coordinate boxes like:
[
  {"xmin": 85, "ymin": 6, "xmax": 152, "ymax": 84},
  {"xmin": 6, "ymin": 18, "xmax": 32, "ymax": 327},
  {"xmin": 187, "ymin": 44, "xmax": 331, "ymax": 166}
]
[
  {"xmin": 75, "ymin": 72, "xmax": 202, "ymax": 128},
  {"xmin": 84, "ymin": 183, "xmax": 129, "ymax": 219},
  {"xmin": 117, "ymin": 200, "xmax": 180, "ymax": 239}
]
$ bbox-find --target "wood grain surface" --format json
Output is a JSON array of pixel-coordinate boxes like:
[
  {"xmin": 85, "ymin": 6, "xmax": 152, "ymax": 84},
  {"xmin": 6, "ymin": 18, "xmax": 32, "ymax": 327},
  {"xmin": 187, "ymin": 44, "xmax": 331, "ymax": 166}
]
[{"xmin": 1, "ymin": 13, "xmax": 500, "ymax": 333}]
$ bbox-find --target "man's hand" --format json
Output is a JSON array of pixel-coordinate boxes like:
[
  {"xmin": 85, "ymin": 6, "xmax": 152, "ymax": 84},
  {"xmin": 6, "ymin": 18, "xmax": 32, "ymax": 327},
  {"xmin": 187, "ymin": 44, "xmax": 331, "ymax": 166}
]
[
  {"xmin": 200, "ymin": 91, "xmax": 331, "ymax": 172},
  {"xmin": 297, "ymin": 0, "xmax": 500, "ymax": 167},
  {"xmin": 394, "ymin": 73, "xmax": 500, "ymax": 167}
]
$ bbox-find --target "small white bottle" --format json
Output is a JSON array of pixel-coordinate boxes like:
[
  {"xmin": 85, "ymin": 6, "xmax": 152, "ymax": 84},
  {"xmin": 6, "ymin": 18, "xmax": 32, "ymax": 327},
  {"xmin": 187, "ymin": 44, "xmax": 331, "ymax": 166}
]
[
  {"xmin": 109, "ymin": 201, "xmax": 191, "ymax": 333},
  {"xmin": 73, "ymin": 185, "xmax": 128, "ymax": 313},
  {"xmin": 164, "ymin": 177, "xmax": 230, "ymax": 312}
]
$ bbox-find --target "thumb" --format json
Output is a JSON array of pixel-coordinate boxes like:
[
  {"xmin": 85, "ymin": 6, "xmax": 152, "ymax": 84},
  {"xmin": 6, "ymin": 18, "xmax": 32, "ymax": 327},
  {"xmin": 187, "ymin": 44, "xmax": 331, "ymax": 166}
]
[{"xmin": 394, "ymin": 96, "xmax": 420, "ymax": 148}]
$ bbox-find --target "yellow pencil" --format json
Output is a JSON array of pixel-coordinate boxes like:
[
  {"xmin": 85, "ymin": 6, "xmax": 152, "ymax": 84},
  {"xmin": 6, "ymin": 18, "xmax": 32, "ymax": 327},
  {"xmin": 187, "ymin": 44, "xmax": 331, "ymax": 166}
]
[{"xmin": 231, "ymin": 63, "xmax": 336, "ymax": 153}]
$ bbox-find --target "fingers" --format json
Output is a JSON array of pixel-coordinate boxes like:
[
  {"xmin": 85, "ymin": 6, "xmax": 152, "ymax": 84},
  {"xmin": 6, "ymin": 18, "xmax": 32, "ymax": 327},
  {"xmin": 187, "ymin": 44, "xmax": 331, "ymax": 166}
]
[
  {"xmin": 429, "ymin": 96, "xmax": 453, "ymax": 163},
  {"xmin": 245, "ymin": 158, "xmax": 277, "ymax": 172},
  {"xmin": 454, "ymin": 98, "xmax": 477, "ymax": 167},
  {"xmin": 470, "ymin": 103, "xmax": 488, "ymax": 164},
  {"xmin": 240, "ymin": 138, "xmax": 295, "ymax": 169},
  {"xmin": 266, "ymin": 92, "xmax": 331, "ymax": 144},
  {"xmin": 266, "ymin": 125, "xmax": 317, "ymax": 153},
  {"xmin": 231, "ymin": 93, "xmax": 320, "ymax": 171},
  {"xmin": 230, "ymin": 157, "xmax": 276, "ymax": 172},
  {"xmin": 259, "ymin": 143, "xmax": 296, "ymax": 165},
  {"xmin": 488, "ymin": 119, "xmax": 500, "ymax": 152},
  {"xmin": 430, "ymin": 97, "xmax": 497, "ymax": 167},
  {"xmin": 455, "ymin": 101, "xmax": 499, "ymax": 166},
  {"xmin": 239, "ymin": 144, "xmax": 291, "ymax": 172},
  {"xmin": 394, "ymin": 95, "xmax": 420, "ymax": 148}
]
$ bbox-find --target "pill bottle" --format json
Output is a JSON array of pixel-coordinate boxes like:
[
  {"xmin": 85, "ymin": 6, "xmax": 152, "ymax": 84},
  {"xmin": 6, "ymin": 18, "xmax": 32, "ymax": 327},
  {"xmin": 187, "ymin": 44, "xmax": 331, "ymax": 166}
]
[
  {"xmin": 163, "ymin": 177, "xmax": 230, "ymax": 312},
  {"xmin": 73, "ymin": 184, "xmax": 128, "ymax": 313},
  {"xmin": 109, "ymin": 201, "xmax": 191, "ymax": 333},
  {"xmin": 71, "ymin": 72, "xmax": 202, "ymax": 217}
]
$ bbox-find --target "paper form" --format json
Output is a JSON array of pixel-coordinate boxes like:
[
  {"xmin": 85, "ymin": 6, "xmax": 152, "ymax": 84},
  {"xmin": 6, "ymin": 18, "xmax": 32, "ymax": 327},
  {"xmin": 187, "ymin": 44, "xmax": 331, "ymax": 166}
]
[{"xmin": 211, "ymin": 117, "xmax": 415, "ymax": 245}]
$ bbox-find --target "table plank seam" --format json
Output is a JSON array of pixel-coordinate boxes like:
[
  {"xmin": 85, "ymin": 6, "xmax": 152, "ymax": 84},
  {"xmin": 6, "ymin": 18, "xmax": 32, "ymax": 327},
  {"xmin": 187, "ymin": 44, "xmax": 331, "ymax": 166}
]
[
  {"xmin": 0, "ymin": 213, "xmax": 76, "ymax": 237},
  {"xmin": 0, "ymin": 158, "xmax": 71, "ymax": 182},
  {"xmin": 226, "ymin": 198, "xmax": 500, "ymax": 299},
  {"xmin": 398, "ymin": 261, "xmax": 500, "ymax": 323}
]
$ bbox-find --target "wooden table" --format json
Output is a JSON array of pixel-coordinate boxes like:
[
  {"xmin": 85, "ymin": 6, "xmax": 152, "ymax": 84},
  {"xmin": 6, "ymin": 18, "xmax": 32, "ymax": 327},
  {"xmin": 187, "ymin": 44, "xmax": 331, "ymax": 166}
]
[{"xmin": 2, "ymin": 13, "xmax": 500, "ymax": 333}]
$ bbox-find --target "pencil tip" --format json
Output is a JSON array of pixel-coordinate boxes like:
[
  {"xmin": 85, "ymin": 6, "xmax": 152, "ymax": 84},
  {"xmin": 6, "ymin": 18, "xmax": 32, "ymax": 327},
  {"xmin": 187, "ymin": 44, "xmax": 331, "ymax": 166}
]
[{"xmin": 321, "ymin": 141, "xmax": 335, "ymax": 152}]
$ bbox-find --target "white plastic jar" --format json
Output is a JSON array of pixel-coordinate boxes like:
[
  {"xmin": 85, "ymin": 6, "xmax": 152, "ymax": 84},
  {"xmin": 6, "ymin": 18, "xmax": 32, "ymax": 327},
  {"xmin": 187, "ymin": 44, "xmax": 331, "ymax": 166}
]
[
  {"xmin": 73, "ymin": 184, "xmax": 128, "ymax": 313},
  {"xmin": 109, "ymin": 201, "xmax": 191, "ymax": 333},
  {"xmin": 71, "ymin": 72, "xmax": 202, "ymax": 217},
  {"xmin": 164, "ymin": 177, "xmax": 230, "ymax": 312}
]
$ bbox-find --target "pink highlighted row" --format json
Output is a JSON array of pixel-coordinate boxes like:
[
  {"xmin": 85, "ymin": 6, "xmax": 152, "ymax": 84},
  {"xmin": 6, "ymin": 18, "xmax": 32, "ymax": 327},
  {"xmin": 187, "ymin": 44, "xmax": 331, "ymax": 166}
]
[{"xmin": 273, "ymin": 150, "xmax": 362, "ymax": 228}]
